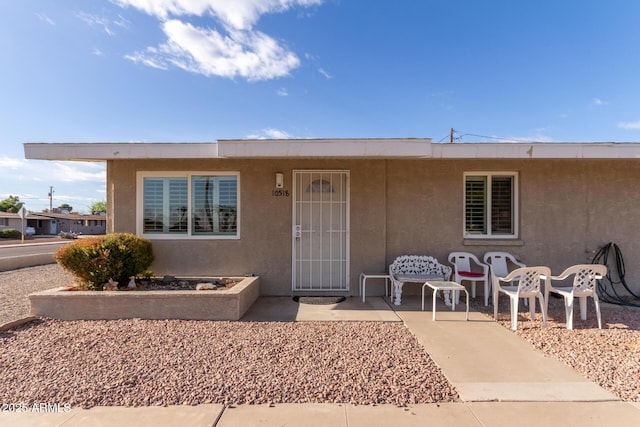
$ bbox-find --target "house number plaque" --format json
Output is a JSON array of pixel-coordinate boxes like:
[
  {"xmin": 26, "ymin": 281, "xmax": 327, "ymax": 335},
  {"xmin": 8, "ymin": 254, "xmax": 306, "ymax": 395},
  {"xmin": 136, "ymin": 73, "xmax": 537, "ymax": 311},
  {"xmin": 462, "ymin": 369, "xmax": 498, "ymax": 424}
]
[{"xmin": 272, "ymin": 190, "xmax": 290, "ymax": 197}]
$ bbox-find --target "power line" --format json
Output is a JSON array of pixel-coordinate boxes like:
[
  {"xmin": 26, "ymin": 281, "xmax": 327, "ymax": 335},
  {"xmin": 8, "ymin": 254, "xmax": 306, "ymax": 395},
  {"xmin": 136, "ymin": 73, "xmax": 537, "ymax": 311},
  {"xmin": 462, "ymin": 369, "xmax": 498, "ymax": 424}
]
[{"xmin": 450, "ymin": 130, "xmax": 545, "ymax": 143}]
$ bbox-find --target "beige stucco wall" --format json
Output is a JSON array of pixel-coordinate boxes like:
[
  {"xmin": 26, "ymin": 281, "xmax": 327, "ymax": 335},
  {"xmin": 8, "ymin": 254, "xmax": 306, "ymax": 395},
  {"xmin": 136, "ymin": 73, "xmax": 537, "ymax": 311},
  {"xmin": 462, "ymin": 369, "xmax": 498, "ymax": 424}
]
[{"xmin": 107, "ymin": 158, "xmax": 640, "ymax": 297}]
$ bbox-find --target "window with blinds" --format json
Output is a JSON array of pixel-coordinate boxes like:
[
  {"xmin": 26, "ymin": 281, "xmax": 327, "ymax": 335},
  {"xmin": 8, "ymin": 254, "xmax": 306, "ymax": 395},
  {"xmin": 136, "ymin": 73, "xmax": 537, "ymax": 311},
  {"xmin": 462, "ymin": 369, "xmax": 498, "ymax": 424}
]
[
  {"xmin": 464, "ymin": 173, "xmax": 517, "ymax": 238},
  {"xmin": 139, "ymin": 173, "xmax": 239, "ymax": 238},
  {"xmin": 192, "ymin": 176, "xmax": 238, "ymax": 235},
  {"xmin": 143, "ymin": 177, "xmax": 188, "ymax": 234}
]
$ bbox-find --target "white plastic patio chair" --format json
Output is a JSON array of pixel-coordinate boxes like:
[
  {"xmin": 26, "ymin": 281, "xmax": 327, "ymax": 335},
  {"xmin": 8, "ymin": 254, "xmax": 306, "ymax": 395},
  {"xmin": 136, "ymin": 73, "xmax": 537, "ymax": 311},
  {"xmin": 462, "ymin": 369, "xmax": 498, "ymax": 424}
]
[
  {"xmin": 483, "ymin": 251, "xmax": 526, "ymax": 305},
  {"xmin": 493, "ymin": 266, "xmax": 550, "ymax": 331},
  {"xmin": 448, "ymin": 252, "xmax": 490, "ymax": 306},
  {"xmin": 545, "ymin": 264, "xmax": 607, "ymax": 330}
]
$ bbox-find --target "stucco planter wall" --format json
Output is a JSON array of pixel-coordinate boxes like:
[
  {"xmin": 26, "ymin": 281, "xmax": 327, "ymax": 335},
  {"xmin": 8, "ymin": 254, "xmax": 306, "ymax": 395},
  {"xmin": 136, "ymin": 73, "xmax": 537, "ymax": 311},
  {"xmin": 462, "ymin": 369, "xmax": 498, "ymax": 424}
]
[{"xmin": 29, "ymin": 276, "xmax": 260, "ymax": 321}]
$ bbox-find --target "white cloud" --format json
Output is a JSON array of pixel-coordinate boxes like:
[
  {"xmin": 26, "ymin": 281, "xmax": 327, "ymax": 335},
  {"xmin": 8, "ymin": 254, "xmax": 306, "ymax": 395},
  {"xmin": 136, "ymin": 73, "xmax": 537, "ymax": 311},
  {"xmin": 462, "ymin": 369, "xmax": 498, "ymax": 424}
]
[
  {"xmin": 128, "ymin": 20, "xmax": 300, "ymax": 81},
  {"xmin": 117, "ymin": 0, "xmax": 322, "ymax": 80},
  {"xmin": 318, "ymin": 67, "xmax": 332, "ymax": 79},
  {"xmin": 0, "ymin": 157, "xmax": 27, "ymax": 169},
  {"xmin": 592, "ymin": 98, "xmax": 606, "ymax": 106},
  {"xmin": 276, "ymin": 87, "xmax": 288, "ymax": 96},
  {"xmin": 618, "ymin": 120, "xmax": 640, "ymax": 130},
  {"xmin": 51, "ymin": 162, "xmax": 106, "ymax": 183},
  {"xmin": 114, "ymin": 0, "xmax": 322, "ymax": 30},
  {"xmin": 0, "ymin": 159, "xmax": 106, "ymax": 212},
  {"xmin": 36, "ymin": 13, "xmax": 55, "ymax": 26},
  {"xmin": 125, "ymin": 48, "xmax": 169, "ymax": 70},
  {"xmin": 0, "ymin": 158, "xmax": 105, "ymax": 183},
  {"xmin": 247, "ymin": 128, "xmax": 294, "ymax": 139},
  {"xmin": 75, "ymin": 11, "xmax": 117, "ymax": 36},
  {"xmin": 92, "ymin": 48, "xmax": 104, "ymax": 56}
]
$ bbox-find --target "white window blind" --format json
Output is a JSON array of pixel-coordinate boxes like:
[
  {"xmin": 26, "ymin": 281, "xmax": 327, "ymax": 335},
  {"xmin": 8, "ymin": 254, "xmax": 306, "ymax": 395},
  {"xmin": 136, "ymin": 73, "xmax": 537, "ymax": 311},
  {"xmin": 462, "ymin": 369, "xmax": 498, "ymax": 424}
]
[{"xmin": 464, "ymin": 173, "xmax": 517, "ymax": 238}]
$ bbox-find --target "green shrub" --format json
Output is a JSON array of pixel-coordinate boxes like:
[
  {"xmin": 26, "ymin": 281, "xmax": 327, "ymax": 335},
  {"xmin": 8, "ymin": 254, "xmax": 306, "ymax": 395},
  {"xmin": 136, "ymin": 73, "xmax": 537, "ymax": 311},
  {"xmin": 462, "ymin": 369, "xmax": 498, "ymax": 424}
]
[
  {"xmin": 0, "ymin": 228, "xmax": 22, "ymax": 239},
  {"xmin": 54, "ymin": 233, "xmax": 154, "ymax": 290}
]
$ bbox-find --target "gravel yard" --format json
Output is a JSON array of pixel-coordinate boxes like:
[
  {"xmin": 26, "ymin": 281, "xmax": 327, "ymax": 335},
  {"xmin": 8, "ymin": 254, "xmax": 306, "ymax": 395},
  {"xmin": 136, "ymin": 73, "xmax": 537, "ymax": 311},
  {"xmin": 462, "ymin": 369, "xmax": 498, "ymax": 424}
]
[
  {"xmin": 0, "ymin": 264, "xmax": 74, "ymax": 325},
  {"xmin": 1, "ymin": 265, "xmax": 639, "ymax": 407}
]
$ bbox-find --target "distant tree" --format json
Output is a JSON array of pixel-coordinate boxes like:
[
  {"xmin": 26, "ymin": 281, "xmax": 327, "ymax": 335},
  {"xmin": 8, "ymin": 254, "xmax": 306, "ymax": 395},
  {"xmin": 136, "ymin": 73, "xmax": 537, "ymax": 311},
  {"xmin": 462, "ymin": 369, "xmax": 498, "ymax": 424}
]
[
  {"xmin": 0, "ymin": 195, "xmax": 24, "ymax": 213},
  {"xmin": 90, "ymin": 200, "xmax": 107, "ymax": 214},
  {"xmin": 41, "ymin": 208, "xmax": 49, "ymax": 213},
  {"xmin": 58, "ymin": 203, "xmax": 73, "ymax": 213}
]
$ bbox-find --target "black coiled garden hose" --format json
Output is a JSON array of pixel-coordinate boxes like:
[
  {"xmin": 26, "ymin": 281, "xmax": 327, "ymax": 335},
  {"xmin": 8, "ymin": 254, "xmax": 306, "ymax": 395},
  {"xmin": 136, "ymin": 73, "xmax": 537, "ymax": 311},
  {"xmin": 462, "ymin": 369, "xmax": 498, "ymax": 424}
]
[{"xmin": 591, "ymin": 242, "xmax": 640, "ymax": 307}]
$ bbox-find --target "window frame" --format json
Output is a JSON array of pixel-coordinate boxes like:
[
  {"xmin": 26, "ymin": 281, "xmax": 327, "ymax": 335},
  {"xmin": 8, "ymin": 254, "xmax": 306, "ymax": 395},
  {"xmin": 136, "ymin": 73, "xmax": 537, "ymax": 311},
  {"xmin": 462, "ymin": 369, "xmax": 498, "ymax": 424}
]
[
  {"xmin": 136, "ymin": 171, "xmax": 240, "ymax": 240},
  {"xmin": 463, "ymin": 171, "xmax": 518, "ymax": 239}
]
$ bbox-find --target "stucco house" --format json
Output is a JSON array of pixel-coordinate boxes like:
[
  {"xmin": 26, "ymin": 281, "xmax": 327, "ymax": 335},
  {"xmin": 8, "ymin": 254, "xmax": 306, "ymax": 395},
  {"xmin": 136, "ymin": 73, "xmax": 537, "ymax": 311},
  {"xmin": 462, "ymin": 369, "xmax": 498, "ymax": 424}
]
[
  {"xmin": 30, "ymin": 212, "xmax": 107, "ymax": 236},
  {"xmin": 0, "ymin": 212, "xmax": 33, "ymax": 235},
  {"xmin": 0, "ymin": 211, "xmax": 106, "ymax": 236},
  {"xmin": 24, "ymin": 138, "xmax": 640, "ymax": 298}
]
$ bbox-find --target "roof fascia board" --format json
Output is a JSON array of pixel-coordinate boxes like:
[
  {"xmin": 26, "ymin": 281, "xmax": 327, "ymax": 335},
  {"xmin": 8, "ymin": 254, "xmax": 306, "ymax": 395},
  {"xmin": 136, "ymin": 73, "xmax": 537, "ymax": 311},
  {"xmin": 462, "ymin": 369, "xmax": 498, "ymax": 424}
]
[
  {"xmin": 433, "ymin": 142, "xmax": 640, "ymax": 159},
  {"xmin": 22, "ymin": 140, "xmax": 640, "ymax": 161},
  {"xmin": 24, "ymin": 143, "xmax": 218, "ymax": 161},
  {"xmin": 217, "ymin": 138, "xmax": 433, "ymax": 158}
]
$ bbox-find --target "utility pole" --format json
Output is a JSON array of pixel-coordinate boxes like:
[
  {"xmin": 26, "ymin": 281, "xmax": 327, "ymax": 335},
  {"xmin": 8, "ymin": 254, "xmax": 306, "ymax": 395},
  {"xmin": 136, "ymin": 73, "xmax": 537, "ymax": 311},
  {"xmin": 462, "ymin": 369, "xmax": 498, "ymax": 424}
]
[
  {"xmin": 449, "ymin": 128, "xmax": 454, "ymax": 143},
  {"xmin": 48, "ymin": 186, "xmax": 54, "ymax": 212}
]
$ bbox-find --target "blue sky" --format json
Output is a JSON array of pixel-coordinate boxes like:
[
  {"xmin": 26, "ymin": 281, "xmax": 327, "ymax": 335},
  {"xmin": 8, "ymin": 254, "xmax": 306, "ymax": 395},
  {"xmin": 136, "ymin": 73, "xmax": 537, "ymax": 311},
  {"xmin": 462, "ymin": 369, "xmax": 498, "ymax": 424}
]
[{"xmin": 2, "ymin": 0, "xmax": 640, "ymax": 213}]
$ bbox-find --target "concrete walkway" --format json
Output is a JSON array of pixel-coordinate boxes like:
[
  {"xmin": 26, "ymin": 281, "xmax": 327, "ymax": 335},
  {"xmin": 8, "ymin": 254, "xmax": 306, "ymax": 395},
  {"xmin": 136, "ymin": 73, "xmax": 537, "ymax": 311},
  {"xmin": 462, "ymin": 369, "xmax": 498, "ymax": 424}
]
[{"xmin": 2, "ymin": 296, "xmax": 640, "ymax": 426}]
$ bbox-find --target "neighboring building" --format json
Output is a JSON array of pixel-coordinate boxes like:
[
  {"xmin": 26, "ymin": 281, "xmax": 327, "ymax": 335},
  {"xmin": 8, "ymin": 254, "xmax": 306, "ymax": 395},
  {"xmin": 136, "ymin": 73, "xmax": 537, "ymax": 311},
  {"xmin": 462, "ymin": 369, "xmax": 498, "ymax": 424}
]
[
  {"xmin": 0, "ymin": 212, "xmax": 28, "ymax": 233},
  {"xmin": 30, "ymin": 212, "xmax": 107, "ymax": 236},
  {"xmin": 24, "ymin": 139, "xmax": 640, "ymax": 297},
  {"xmin": 0, "ymin": 211, "xmax": 106, "ymax": 236}
]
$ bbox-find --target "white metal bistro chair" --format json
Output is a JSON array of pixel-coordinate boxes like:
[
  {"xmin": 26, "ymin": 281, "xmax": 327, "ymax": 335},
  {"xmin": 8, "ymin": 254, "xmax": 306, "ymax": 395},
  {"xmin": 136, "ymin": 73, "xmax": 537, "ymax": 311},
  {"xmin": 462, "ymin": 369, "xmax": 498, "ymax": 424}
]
[
  {"xmin": 483, "ymin": 251, "xmax": 526, "ymax": 305},
  {"xmin": 493, "ymin": 266, "xmax": 550, "ymax": 331},
  {"xmin": 545, "ymin": 264, "xmax": 607, "ymax": 330},
  {"xmin": 448, "ymin": 252, "xmax": 490, "ymax": 306}
]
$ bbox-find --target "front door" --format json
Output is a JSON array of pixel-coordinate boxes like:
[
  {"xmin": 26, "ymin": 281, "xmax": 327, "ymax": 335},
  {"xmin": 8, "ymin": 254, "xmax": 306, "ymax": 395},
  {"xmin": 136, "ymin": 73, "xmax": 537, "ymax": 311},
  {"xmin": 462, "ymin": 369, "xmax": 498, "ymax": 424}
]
[{"xmin": 292, "ymin": 170, "xmax": 349, "ymax": 291}]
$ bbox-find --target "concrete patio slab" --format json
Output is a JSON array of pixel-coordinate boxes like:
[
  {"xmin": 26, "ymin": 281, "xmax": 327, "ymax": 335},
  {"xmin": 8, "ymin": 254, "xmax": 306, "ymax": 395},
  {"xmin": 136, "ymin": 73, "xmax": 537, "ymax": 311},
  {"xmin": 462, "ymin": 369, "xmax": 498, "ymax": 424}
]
[
  {"xmin": 392, "ymin": 296, "xmax": 620, "ymax": 402},
  {"xmin": 217, "ymin": 403, "xmax": 347, "ymax": 426},
  {"xmin": 241, "ymin": 296, "xmax": 401, "ymax": 322},
  {"xmin": 345, "ymin": 403, "xmax": 480, "ymax": 427},
  {"xmin": 0, "ymin": 408, "xmax": 77, "ymax": 427},
  {"xmin": 466, "ymin": 401, "xmax": 640, "ymax": 427}
]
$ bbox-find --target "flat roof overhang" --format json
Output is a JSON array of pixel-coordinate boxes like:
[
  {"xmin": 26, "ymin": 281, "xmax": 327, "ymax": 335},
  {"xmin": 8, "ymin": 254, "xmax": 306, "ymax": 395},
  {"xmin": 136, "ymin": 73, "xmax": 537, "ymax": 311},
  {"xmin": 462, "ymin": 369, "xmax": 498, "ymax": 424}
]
[
  {"xmin": 23, "ymin": 142, "xmax": 218, "ymax": 161},
  {"xmin": 23, "ymin": 139, "xmax": 640, "ymax": 161}
]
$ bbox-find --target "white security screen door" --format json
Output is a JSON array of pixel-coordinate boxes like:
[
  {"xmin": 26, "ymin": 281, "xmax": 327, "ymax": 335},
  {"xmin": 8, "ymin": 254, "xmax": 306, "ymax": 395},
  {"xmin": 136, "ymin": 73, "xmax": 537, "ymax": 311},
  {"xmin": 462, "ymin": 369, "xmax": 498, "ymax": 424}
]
[{"xmin": 292, "ymin": 171, "xmax": 350, "ymax": 291}]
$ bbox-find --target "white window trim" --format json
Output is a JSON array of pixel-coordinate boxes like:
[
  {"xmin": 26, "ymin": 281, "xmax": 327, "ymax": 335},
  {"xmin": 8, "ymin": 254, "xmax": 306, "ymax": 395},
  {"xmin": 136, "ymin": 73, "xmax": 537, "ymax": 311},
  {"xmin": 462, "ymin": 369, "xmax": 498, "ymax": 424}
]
[
  {"xmin": 463, "ymin": 171, "xmax": 519, "ymax": 239},
  {"xmin": 136, "ymin": 171, "xmax": 240, "ymax": 240}
]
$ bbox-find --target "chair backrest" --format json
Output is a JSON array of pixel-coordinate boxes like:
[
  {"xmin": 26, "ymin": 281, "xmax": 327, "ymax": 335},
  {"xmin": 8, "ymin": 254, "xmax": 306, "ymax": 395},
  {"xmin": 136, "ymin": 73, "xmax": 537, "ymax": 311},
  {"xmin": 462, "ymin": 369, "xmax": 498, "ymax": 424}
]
[
  {"xmin": 503, "ymin": 266, "xmax": 551, "ymax": 293},
  {"xmin": 448, "ymin": 252, "xmax": 473, "ymax": 272},
  {"xmin": 562, "ymin": 264, "xmax": 607, "ymax": 293},
  {"xmin": 483, "ymin": 251, "xmax": 523, "ymax": 277}
]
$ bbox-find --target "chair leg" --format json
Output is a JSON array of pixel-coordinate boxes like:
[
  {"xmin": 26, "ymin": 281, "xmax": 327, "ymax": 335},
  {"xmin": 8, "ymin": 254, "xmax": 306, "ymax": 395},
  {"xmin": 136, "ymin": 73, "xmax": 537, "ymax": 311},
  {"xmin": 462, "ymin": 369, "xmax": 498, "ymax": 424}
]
[
  {"xmin": 483, "ymin": 279, "xmax": 489, "ymax": 307},
  {"xmin": 565, "ymin": 294, "xmax": 574, "ymax": 330},
  {"xmin": 510, "ymin": 296, "xmax": 519, "ymax": 330},
  {"xmin": 538, "ymin": 294, "xmax": 547, "ymax": 327},
  {"xmin": 593, "ymin": 295, "xmax": 603, "ymax": 329},
  {"xmin": 579, "ymin": 296, "xmax": 588, "ymax": 321},
  {"xmin": 393, "ymin": 282, "xmax": 403, "ymax": 306},
  {"xmin": 494, "ymin": 290, "xmax": 499, "ymax": 319},
  {"xmin": 528, "ymin": 296, "xmax": 536, "ymax": 319}
]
